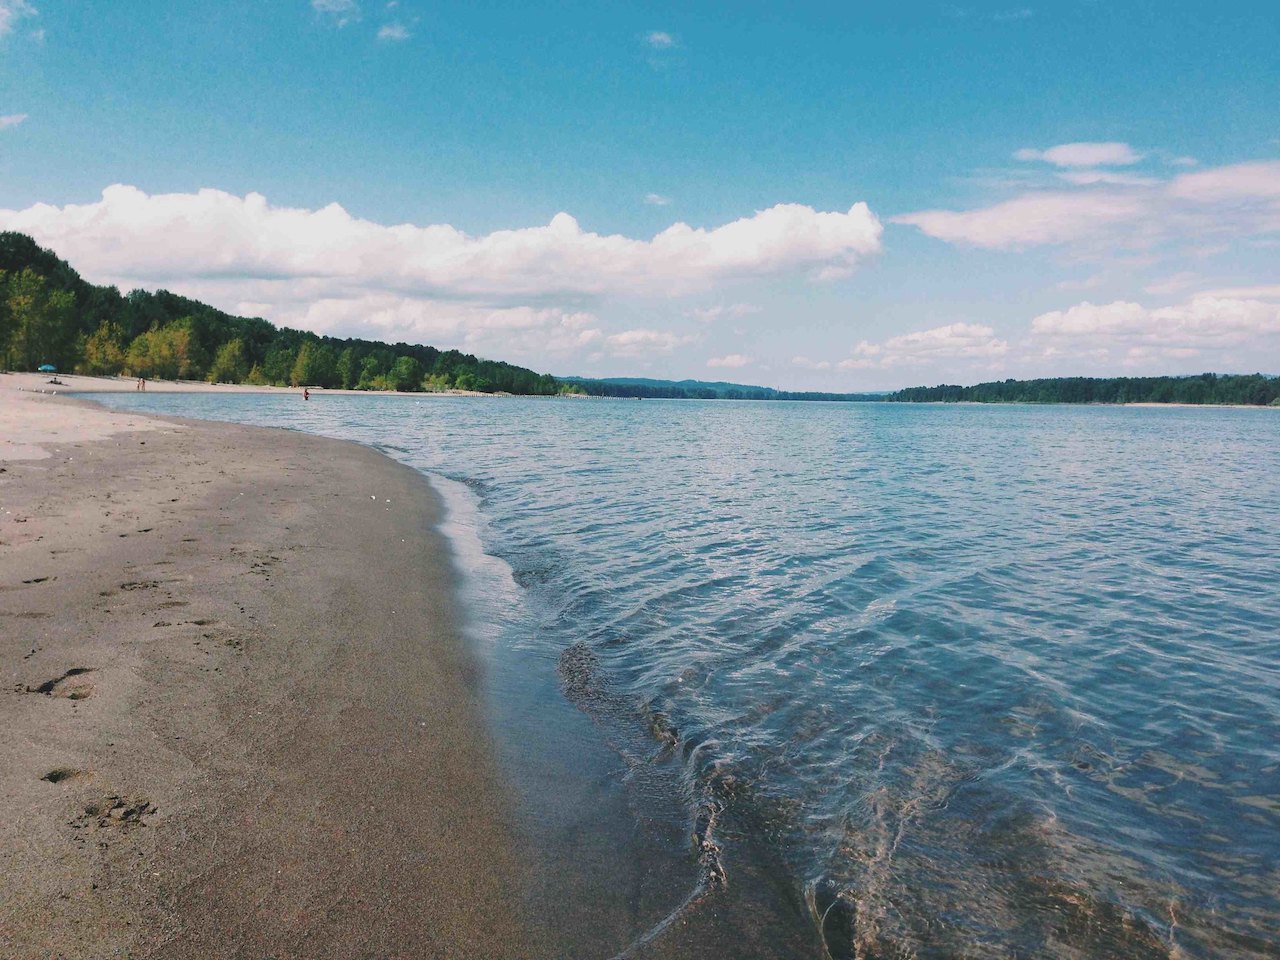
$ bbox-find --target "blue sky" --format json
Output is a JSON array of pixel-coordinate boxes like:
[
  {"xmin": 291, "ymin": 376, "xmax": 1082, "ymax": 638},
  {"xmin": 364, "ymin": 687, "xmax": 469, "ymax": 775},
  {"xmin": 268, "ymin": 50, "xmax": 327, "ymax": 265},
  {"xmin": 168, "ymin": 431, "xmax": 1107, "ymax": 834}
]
[{"xmin": 2, "ymin": 0, "xmax": 1279, "ymax": 388}]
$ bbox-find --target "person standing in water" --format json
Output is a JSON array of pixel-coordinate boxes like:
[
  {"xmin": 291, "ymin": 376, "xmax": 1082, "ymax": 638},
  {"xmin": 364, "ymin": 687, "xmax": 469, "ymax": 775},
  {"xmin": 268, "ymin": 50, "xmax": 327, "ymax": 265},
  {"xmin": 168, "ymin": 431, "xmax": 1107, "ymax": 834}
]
[{"xmin": 304, "ymin": 387, "xmax": 310, "ymax": 401}]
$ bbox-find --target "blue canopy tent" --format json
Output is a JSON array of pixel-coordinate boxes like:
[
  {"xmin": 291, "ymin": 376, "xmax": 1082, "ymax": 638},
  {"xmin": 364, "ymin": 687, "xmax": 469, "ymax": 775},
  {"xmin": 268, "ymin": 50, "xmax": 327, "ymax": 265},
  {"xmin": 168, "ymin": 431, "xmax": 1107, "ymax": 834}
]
[{"xmin": 37, "ymin": 364, "xmax": 56, "ymax": 373}]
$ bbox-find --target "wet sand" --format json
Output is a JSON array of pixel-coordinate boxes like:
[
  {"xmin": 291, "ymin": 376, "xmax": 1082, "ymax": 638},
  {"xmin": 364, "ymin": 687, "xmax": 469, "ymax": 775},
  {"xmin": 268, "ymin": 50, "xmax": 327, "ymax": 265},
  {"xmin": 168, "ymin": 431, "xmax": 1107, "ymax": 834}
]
[
  {"xmin": 0, "ymin": 383, "xmax": 544, "ymax": 958},
  {"xmin": 1, "ymin": 378, "xmax": 828, "ymax": 959}
]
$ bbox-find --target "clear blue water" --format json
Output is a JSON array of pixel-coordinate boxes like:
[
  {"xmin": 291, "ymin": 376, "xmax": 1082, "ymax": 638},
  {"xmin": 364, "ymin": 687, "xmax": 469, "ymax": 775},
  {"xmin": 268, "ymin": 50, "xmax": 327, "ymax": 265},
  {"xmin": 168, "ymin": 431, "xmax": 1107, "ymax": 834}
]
[{"xmin": 92, "ymin": 394, "xmax": 1280, "ymax": 958}]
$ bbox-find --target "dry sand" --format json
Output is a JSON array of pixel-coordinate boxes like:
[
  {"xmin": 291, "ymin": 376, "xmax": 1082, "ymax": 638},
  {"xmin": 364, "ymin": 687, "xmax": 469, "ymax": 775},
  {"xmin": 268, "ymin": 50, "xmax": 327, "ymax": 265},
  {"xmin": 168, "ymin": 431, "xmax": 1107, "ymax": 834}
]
[
  {"xmin": 6, "ymin": 371, "xmax": 498, "ymax": 398},
  {"xmin": 0, "ymin": 380, "xmax": 545, "ymax": 958}
]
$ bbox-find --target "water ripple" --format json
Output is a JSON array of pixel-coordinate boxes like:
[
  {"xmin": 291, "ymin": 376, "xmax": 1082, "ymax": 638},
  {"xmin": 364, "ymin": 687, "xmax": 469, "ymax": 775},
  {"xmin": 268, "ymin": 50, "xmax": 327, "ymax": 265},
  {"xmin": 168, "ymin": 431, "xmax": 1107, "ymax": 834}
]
[{"xmin": 95, "ymin": 395, "xmax": 1280, "ymax": 959}]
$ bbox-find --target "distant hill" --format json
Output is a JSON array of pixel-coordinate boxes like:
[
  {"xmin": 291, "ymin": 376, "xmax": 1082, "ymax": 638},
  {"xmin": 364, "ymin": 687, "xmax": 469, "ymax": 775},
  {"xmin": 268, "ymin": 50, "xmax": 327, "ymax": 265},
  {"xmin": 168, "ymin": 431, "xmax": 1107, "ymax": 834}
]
[
  {"xmin": 887, "ymin": 374, "xmax": 1280, "ymax": 406},
  {"xmin": 560, "ymin": 375, "xmax": 883, "ymax": 402}
]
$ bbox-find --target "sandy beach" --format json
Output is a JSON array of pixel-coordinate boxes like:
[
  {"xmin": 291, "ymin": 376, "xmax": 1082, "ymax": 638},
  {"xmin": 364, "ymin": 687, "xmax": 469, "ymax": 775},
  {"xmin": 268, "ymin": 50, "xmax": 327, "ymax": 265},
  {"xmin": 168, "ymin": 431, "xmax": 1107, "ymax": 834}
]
[
  {"xmin": 0, "ymin": 378, "xmax": 544, "ymax": 958},
  {"xmin": 7, "ymin": 372, "xmax": 499, "ymax": 399}
]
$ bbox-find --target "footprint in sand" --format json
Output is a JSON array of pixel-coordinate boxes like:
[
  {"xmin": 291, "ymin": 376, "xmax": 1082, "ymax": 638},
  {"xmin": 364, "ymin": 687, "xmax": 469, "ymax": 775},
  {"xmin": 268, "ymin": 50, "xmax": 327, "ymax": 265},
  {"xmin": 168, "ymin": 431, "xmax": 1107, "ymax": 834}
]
[
  {"xmin": 119, "ymin": 580, "xmax": 160, "ymax": 591},
  {"xmin": 29, "ymin": 667, "xmax": 95, "ymax": 700},
  {"xmin": 73, "ymin": 795, "xmax": 156, "ymax": 831},
  {"xmin": 42, "ymin": 768, "xmax": 90, "ymax": 784}
]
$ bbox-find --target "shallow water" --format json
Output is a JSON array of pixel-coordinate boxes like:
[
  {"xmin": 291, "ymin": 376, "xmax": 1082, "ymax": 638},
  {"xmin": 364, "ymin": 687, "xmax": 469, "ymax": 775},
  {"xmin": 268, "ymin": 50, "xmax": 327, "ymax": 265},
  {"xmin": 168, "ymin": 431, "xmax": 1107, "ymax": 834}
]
[{"xmin": 93, "ymin": 395, "xmax": 1280, "ymax": 958}]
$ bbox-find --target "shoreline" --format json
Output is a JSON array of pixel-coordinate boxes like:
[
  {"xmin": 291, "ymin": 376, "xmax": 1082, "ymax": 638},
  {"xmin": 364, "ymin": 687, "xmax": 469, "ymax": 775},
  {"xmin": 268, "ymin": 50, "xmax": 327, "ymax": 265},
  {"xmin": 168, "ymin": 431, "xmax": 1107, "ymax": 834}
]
[
  {"xmin": 2, "ymin": 371, "xmax": 504, "ymax": 398},
  {"xmin": 2, "ymin": 381, "xmax": 827, "ymax": 959},
  {"xmin": 0, "ymin": 385, "xmax": 548, "ymax": 958},
  {"xmin": 8, "ymin": 372, "xmax": 1277, "ymax": 410}
]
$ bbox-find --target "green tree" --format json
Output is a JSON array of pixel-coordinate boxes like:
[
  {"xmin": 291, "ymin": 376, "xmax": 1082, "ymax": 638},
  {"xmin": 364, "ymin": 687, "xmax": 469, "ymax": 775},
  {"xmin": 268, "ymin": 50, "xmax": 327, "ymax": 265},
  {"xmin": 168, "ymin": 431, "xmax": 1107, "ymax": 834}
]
[
  {"xmin": 208, "ymin": 338, "xmax": 248, "ymax": 383},
  {"xmin": 311, "ymin": 343, "xmax": 337, "ymax": 388},
  {"xmin": 7, "ymin": 269, "xmax": 77, "ymax": 370},
  {"xmin": 0, "ymin": 233, "xmax": 569, "ymax": 396},
  {"xmin": 356, "ymin": 354, "xmax": 385, "ymax": 390},
  {"xmin": 79, "ymin": 320, "xmax": 128, "ymax": 375},
  {"xmin": 2, "ymin": 268, "xmax": 39, "ymax": 370},
  {"xmin": 124, "ymin": 319, "xmax": 206, "ymax": 380},
  {"xmin": 386, "ymin": 355, "xmax": 423, "ymax": 391},
  {"xmin": 0, "ymin": 269, "xmax": 10, "ymax": 368},
  {"xmin": 262, "ymin": 342, "xmax": 298, "ymax": 385},
  {"xmin": 290, "ymin": 340, "xmax": 315, "ymax": 387},
  {"xmin": 289, "ymin": 340, "xmax": 340, "ymax": 388},
  {"xmin": 335, "ymin": 346, "xmax": 357, "ymax": 390}
]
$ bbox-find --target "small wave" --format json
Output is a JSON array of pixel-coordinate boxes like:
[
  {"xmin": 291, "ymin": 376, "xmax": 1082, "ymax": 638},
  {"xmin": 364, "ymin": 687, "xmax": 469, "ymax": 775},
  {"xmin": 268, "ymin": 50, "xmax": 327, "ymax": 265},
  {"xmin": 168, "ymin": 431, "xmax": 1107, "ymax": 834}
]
[{"xmin": 95, "ymin": 390, "xmax": 1280, "ymax": 958}]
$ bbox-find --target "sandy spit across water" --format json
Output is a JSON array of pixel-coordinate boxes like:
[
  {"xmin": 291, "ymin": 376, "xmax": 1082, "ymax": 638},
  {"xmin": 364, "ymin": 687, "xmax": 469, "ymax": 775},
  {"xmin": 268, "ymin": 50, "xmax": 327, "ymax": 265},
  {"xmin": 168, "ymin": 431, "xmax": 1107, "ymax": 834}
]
[
  {"xmin": 0, "ymin": 378, "xmax": 550, "ymax": 959},
  {"xmin": 4, "ymin": 370, "xmax": 503, "ymax": 399}
]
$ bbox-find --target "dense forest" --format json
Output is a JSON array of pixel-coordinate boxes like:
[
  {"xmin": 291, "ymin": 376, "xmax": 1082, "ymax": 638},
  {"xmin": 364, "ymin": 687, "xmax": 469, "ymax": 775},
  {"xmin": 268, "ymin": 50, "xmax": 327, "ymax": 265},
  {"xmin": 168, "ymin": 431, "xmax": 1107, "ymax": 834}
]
[
  {"xmin": 4, "ymin": 233, "xmax": 1277, "ymax": 406},
  {"xmin": 888, "ymin": 375, "xmax": 1280, "ymax": 406},
  {"xmin": 560, "ymin": 376, "xmax": 880, "ymax": 401},
  {"xmin": 0, "ymin": 232, "xmax": 561, "ymax": 394}
]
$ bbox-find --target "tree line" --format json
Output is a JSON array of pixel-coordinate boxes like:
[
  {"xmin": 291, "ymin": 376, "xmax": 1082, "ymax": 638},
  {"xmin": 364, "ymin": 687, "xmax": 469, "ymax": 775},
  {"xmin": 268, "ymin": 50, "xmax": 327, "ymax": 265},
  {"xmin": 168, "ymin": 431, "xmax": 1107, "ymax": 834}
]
[
  {"xmin": 0, "ymin": 232, "xmax": 562, "ymax": 395},
  {"xmin": 560, "ymin": 376, "xmax": 879, "ymax": 401},
  {"xmin": 888, "ymin": 374, "xmax": 1280, "ymax": 406},
  {"xmin": 5, "ymin": 232, "xmax": 1276, "ymax": 405}
]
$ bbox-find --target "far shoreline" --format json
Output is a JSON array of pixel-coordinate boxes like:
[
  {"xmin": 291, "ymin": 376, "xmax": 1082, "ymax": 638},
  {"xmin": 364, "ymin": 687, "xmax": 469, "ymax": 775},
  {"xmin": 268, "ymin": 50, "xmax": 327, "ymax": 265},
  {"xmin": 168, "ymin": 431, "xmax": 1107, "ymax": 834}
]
[{"xmin": 3, "ymin": 370, "xmax": 505, "ymax": 397}]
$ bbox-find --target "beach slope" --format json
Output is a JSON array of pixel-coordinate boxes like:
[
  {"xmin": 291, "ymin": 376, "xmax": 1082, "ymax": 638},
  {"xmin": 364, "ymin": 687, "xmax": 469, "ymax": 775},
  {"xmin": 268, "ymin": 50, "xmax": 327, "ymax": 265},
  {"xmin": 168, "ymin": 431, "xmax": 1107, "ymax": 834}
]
[{"xmin": 0, "ymin": 386, "xmax": 539, "ymax": 959}]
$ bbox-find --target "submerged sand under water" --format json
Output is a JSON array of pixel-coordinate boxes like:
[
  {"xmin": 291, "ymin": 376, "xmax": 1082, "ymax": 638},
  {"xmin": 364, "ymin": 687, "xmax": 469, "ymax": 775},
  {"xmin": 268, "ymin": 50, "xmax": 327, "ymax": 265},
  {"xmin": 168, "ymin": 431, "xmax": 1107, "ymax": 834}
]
[
  {"xmin": 16, "ymin": 380, "xmax": 1280, "ymax": 959},
  {"xmin": 81, "ymin": 389, "xmax": 1280, "ymax": 960},
  {"xmin": 1, "ymin": 383, "xmax": 809, "ymax": 960}
]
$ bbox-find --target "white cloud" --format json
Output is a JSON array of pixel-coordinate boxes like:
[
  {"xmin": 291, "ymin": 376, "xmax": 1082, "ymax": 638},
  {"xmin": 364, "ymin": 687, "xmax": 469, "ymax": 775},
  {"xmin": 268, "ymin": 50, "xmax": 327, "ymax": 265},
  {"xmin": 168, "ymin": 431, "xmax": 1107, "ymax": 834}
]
[
  {"xmin": 644, "ymin": 31, "xmax": 675, "ymax": 49},
  {"xmin": 227, "ymin": 288, "xmax": 603, "ymax": 369},
  {"xmin": 1168, "ymin": 161, "xmax": 1280, "ymax": 202},
  {"xmin": 0, "ymin": 113, "xmax": 27, "ymax": 130},
  {"xmin": 377, "ymin": 22, "xmax": 410, "ymax": 41},
  {"xmin": 1058, "ymin": 170, "xmax": 1158, "ymax": 187},
  {"xmin": 895, "ymin": 157, "xmax": 1280, "ymax": 252},
  {"xmin": 602, "ymin": 328, "xmax": 696, "ymax": 358},
  {"xmin": 706, "ymin": 353, "xmax": 752, "ymax": 369},
  {"xmin": 1055, "ymin": 272, "xmax": 1106, "ymax": 291},
  {"xmin": 686, "ymin": 302, "xmax": 759, "ymax": 322},
  {"xmin": 1014, "ymin": 142, "xmax": 1143, "ymax": 167},
  {"xmin": 644, "ymin": 193, "xmax": 672, "ymax": 206},
  {"xmin": 1030, "ymin": 296, "xmax": 1280, "ymax": 365},
  {"xmin": 0, "ymin": 185, "xmax": 882, "ymax": 300},
  {"xmin": 812, "ymin": 263, "xmax": 858, "ymax": 282},
  {"xmin": 1142, "ymin": 272, "xmax": 1198, "ymax": 295},
  {"xmin": 243, "ymin": 294, "xmax": 688, "ymax": 366},
  {"xmin": 0, "ymin": 185, "xmax": 887, "ymax": 374},
  {"xmin": 312, "ymin": 0, "xmax": 361, "ymax": 26},
  {"xmin": 894, "ymin": 191, "xmax": 1145, "ymax": 249},
  {"xmin": 993, "ymin": 8, "xmax": 1033, "ymax": 21},
  {"xmin": 1195, "ymin": 283, "xmax": 1280, "ymax": 300},
  {"xmin": 0, "ymin": 0, "xmax": 36, "ymax": 37},
  {"xmin": 791, "ymin": 356, "xmax": 832, "ymax": 370},
  {"xmin": 838, "ymin": 323, "xmax": 1009, "ymax": 370}
]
